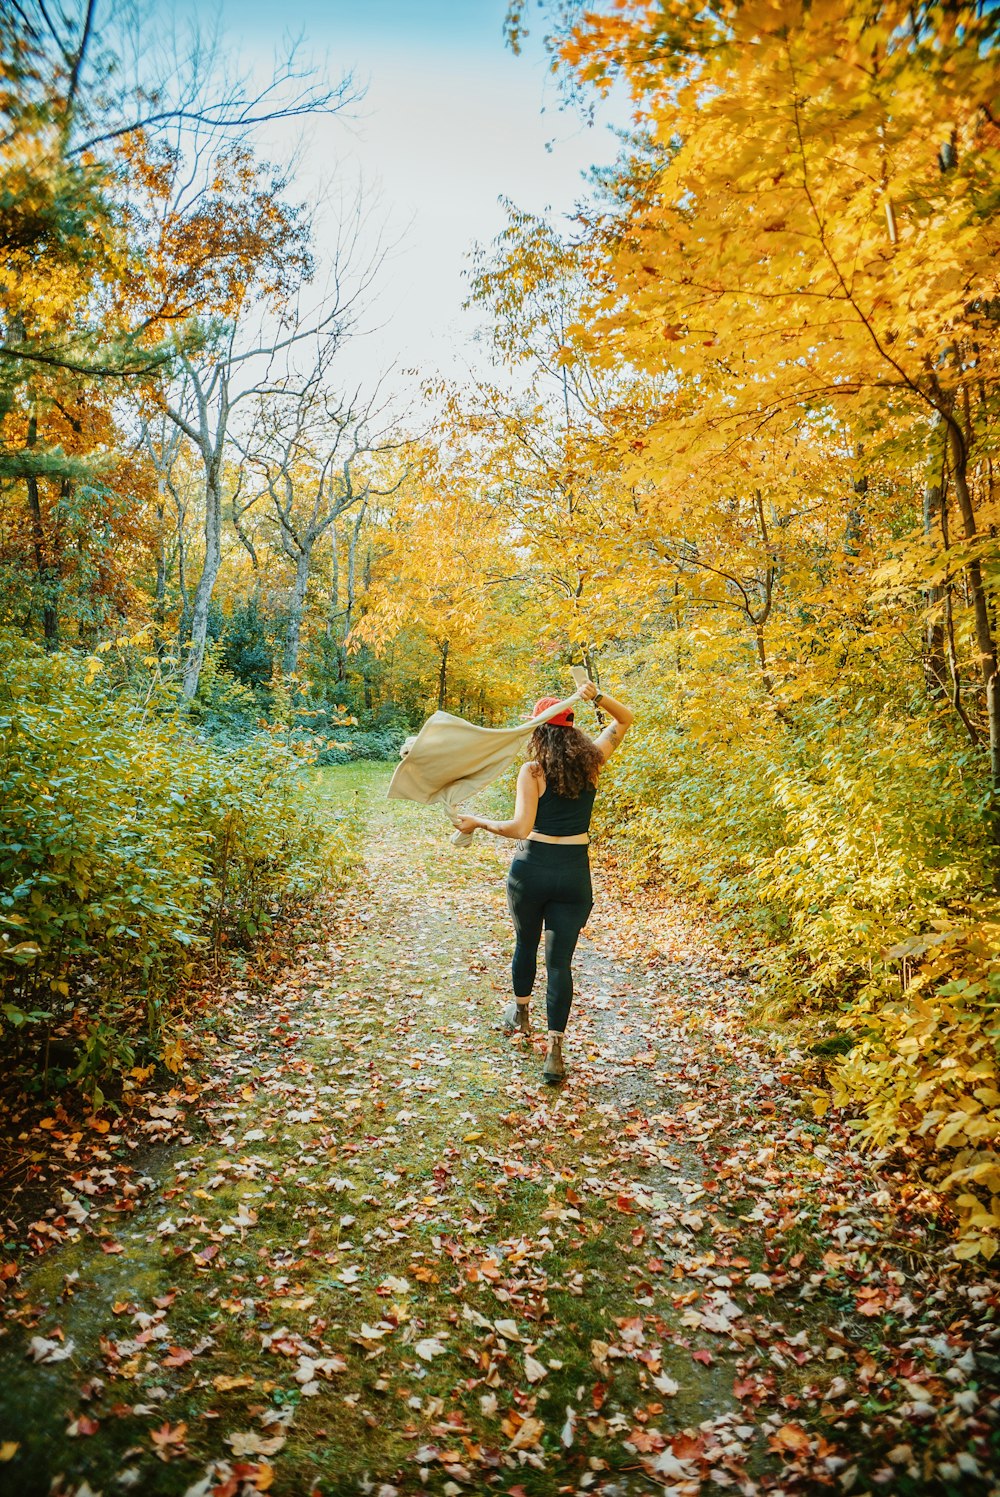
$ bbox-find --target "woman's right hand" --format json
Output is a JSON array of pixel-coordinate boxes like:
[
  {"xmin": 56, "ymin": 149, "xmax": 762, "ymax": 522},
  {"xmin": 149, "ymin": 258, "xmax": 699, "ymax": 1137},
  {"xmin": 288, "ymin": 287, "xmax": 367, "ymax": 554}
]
[{"xmin": 578, "ymin": 679, "xmax": 599, "ymax": 702}]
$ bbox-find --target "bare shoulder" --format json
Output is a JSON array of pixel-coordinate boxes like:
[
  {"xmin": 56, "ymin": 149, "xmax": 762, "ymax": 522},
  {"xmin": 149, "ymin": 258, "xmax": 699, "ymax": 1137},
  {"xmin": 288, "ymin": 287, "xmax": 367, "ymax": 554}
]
[{"xmin": 521, "ymin": 760, "xmax": 545, "ymax": 792}]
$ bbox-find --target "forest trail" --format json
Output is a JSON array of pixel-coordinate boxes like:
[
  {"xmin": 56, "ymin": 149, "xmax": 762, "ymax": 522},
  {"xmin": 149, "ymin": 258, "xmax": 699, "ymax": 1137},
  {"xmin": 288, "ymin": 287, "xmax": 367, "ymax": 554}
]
[{"xmin": 0, "ymin": 767, "xmax": 996, "ymax": 1497}]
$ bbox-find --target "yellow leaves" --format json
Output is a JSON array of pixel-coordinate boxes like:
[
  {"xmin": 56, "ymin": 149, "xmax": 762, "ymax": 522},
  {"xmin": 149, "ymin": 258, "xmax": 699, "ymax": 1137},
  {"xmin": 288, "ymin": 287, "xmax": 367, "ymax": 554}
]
[
  {"xmin": 162, "ymin": 1034, "xmax": 185, "ymax": 1074},
  {"xmin": 213, "ymin": 1372, "xmax": 255, "ymax": 1392}
]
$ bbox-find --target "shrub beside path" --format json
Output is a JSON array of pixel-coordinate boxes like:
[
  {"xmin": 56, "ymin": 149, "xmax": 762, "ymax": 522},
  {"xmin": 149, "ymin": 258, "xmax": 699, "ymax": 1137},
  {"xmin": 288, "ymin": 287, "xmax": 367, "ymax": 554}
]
[{"xmin": 1, "ymin": 768, "xmax": 997, "ymax": 1496}]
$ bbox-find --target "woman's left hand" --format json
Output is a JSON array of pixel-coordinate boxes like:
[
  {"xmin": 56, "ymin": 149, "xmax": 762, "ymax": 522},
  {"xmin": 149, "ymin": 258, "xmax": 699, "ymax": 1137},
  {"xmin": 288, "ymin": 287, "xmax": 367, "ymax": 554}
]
[{"xmin": 454, "ymin": 815, "xmax": 479, "ymax": 835}]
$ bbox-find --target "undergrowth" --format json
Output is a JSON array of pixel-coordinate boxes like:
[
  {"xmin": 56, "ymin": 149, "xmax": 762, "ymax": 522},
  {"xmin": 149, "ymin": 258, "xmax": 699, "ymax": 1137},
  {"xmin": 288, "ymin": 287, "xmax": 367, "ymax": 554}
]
[{"xmin": 0, "ymin": 635, "xmax": 364, "ymax": 1098}]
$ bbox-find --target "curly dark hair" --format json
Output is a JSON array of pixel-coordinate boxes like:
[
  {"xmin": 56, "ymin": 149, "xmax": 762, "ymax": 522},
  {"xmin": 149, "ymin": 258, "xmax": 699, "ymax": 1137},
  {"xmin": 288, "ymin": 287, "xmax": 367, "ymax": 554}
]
[{"xmin": 528, "ymin": 723, "xmax": 603, "ymax": 798}]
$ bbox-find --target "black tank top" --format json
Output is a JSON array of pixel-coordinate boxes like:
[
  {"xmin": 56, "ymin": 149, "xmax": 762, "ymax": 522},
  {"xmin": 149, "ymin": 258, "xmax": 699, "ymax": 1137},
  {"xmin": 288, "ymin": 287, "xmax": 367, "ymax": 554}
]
[{"xmin": 533, "ymin": 780, "xmax": 597, "ymax": 836}]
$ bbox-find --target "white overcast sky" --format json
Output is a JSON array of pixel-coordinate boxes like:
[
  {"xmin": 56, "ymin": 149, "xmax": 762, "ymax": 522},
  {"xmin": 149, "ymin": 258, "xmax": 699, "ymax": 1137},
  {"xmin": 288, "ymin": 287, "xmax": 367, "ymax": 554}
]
[{"xmin": 175, "ymin": 0, "xmax": 626, "ymax": 403}]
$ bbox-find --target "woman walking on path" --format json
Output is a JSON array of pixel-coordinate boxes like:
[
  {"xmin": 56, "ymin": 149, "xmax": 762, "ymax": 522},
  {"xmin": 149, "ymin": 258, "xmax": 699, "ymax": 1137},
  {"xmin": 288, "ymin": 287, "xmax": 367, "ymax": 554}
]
[{"xmin": 454, "ymin": 679, "xmax": 634, "ymax": 1083}]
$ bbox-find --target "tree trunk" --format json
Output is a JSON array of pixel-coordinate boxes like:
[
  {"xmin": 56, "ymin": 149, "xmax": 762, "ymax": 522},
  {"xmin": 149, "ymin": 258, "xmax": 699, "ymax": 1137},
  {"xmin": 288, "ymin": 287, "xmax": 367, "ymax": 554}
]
[
  {"xmin": 283, "ymin": 544, "xmax": 312, "ymax": 675},
  {"xmin": 154, "ymin": 499, "xmax": 167, "ymax": 655},
  {"xmin": 437, "ymin": 638, "xmax": 449, "ymax": 710},
  {"xmin": 946, "ymin": 418, "xmax": 1000, "ymax": 791},
  {"xmin": 922, "ymin": 479, "xmax": 947, "ymax": 699},
  {"xmin": 182, "ymin": 464, "xmax": 222, "ymax": 698},
  {"xmin": 335, "ymin": 504, "xmax": 366, "ymax": 683},
  {"xmin": 25, "ymin": 415, "xmax": 59, "ymax": 650},
  {"xmin": 176, "ymin": 520, "xmax": 190, "ymax": 651},
  {"xmin": 845, "ymin": 464, "xmax": 867, "ymax": 558},
  {"xmin": 754, "ymin": 620, "xmax": 774, "ymax": 693},
  {"xmin": 327, "ymin": 522, "xmax": 339, "ymax": 641},
  {"xmin": 753, "ymin": 489, "xmax": 776, "ymax": 692}
]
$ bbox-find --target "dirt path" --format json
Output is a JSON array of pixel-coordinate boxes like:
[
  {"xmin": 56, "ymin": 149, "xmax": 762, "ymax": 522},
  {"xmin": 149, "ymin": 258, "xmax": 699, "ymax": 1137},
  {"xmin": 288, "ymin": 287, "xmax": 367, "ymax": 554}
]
[{"xmin": 1, "ymin": 767, "xmax": 997, "ymax": 1497}]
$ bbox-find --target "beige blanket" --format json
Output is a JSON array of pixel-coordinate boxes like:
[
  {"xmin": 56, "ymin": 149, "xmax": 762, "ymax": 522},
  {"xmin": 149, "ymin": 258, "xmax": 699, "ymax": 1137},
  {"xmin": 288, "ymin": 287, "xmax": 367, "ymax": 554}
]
[{"xmin": 387, "ymin": 691, "xmax": 583, "ymax": 841}]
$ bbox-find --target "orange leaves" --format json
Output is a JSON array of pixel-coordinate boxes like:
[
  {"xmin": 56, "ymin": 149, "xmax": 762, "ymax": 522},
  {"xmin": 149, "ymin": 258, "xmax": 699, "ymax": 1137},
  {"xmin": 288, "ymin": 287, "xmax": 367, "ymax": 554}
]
[
  {"xmin": 502, "ymin": 1411, "xmax": 545, "ymax": 1450},
  {"xmin": 150, "ymin": 1421, "xmax": 188, "ymax": 1460},
  {"xmin": 133, "ymin": 139, "xmax": 313, "ymax": 328},
  {"xmin": 768, "ymin": 1422, "xmax": 812, "ymax": 1456},
  {"xmin": 855, "ymin": 1285, "xmax": 889, "ymax": 1317},
  {"xmin": 162, "ymin": 1345, "xmax": 194, "ymax": 1368}
]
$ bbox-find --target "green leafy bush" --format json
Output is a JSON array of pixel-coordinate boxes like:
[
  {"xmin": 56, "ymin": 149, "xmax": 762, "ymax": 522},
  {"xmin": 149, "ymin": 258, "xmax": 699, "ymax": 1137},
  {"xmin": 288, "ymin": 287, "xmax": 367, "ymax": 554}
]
[
  {"xmin": 826, "ymin": 911, "xmax": 1000, "ymax": 1260},
  {"xmin": 316, "ymin": 724, "xmax": 406, "ymax": 765},
  {"xmin": 0, "ymin": 634, "xmax": 358, "ymax": 1091},
  {"xmin": 595, "ymin": 675, "xmax": 991, "ymax": 1001},
  {"xmin": 594, "ymin": 663, "xmax": 998, "ymax": 1255}
]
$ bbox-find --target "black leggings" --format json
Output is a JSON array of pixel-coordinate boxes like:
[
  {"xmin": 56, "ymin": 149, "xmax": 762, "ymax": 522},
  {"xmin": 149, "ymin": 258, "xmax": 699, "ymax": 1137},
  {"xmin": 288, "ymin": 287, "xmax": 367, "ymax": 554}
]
[{"xmin": 506, "ymin": 841, "xmax": 593, "ymax": 1034}]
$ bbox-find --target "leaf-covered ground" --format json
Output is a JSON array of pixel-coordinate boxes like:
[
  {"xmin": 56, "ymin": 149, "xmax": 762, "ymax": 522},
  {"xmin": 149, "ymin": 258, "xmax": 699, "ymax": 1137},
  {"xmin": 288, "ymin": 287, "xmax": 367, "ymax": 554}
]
[{"xmin": 1, "ymin": 765, "xmax": 998, "ymax": 1497}]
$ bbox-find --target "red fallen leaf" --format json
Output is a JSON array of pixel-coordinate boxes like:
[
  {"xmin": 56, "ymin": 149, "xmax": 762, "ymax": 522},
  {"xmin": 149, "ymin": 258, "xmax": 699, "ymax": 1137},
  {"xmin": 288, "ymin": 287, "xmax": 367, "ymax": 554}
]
[
  {"xmin": 615, "ymin": 1195, "xmax": 634, "ymax": 1214},
  {"xmin": 691, "ymin": 1348, "xmax": 714, "ymax": 1366},
  {"xmin": 194, "ymin": 1243, "xmax": 219, "ymax": 1264},
  {"xmin": 162, "ymin": 1346, "xmax": 193, "ymax": 1367},
  {"xmin": 672, "ymin": 1431, "xmax": 703, "ymax": 1459},
  {"xmin": 68, "ymin": 1415, "xmax": 100, "ymax": 1436},
  {"xmin": 153, "ymin": 1291, "xmax": 177, "ymax": 1309},
  {"xmin": 100, "ymin": 1240, "xmax": 124, "ymax": 1255},
  {"xmin": 768, "ymin": 1422, "xmax": 812, "ymax": 1455},
  {"xmin": 647, "ymin": 1257, "xmax": 666, "ymax": 1273},
  {"xmin": 629, "ymin": 1428, "xmax": 666, "ymax": 1453}
]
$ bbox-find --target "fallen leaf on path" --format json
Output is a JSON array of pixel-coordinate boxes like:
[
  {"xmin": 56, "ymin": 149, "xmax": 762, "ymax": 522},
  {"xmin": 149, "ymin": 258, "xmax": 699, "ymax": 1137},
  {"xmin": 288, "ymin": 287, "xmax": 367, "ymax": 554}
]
[
  {"xmin": 67, "ymin": 1415, "xmax": 99, "ymax": 1437},
  {"xmin": 507, "ymin": 1415, "xmax": 544, "ymax": 1450},
  {"xmin": 150, "ymin": 1421, "xmax": 188, "ymax": 1460},
  {"xmin": 414, "ymin": 1335, "xmax": 448, "ymax": 1361},
  {"xmin": 213, "ymin": 1373, "xmax": 255, "ymax": 1391},
  {"xmin": 28, "ymin": 1336, "xmax": 74, "ymax": 1363},
  {"xmin": 225, "ymin": 1431, "xmax": 286, "ymax": 1457}
]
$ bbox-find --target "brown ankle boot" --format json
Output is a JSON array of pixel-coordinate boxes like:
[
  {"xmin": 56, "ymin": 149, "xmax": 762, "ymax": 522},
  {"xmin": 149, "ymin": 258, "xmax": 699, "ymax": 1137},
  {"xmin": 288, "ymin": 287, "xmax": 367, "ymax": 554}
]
[
  {"xmin": 542, "ymin": 1032, "xmax": 566, "ymax": 1083},
  {"xmin": 503, "ymin": 1000, "xmax": 531, "ymax": 1035}
]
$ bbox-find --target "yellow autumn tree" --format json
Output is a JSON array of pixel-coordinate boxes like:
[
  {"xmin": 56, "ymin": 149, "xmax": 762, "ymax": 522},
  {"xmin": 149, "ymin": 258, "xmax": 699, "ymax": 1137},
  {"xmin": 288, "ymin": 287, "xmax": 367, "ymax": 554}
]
[{"xmin": 496, "ymin": 0, "xmax": 1000, "ymax": 1256}]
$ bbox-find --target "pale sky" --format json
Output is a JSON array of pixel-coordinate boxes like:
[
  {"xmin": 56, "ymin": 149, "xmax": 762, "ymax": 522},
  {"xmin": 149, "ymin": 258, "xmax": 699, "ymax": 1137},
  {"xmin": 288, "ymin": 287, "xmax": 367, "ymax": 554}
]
[{"xmin": 182, "ymin": 0, "xmax": 625, "ymax": 403}]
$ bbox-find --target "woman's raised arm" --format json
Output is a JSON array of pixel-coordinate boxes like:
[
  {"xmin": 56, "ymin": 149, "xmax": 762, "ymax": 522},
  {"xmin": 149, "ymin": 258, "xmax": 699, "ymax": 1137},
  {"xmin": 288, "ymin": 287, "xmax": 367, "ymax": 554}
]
[{"xmin": 585, "ymin": 685, "xmax": 634, "ymax": 763}]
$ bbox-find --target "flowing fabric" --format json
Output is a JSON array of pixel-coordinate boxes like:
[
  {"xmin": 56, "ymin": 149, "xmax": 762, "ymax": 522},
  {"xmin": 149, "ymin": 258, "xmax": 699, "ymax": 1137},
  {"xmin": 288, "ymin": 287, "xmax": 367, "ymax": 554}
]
[{"xmin": 387, "ymin": 692, "xmax": 583, "ymax": 838}]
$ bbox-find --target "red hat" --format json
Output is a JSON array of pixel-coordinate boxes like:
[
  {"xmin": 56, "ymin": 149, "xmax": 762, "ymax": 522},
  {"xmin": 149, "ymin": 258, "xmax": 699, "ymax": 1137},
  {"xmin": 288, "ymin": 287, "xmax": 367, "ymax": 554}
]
[{"xmin": 532, "ymin": 696, "xmax": 575, "ymax": 727}]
